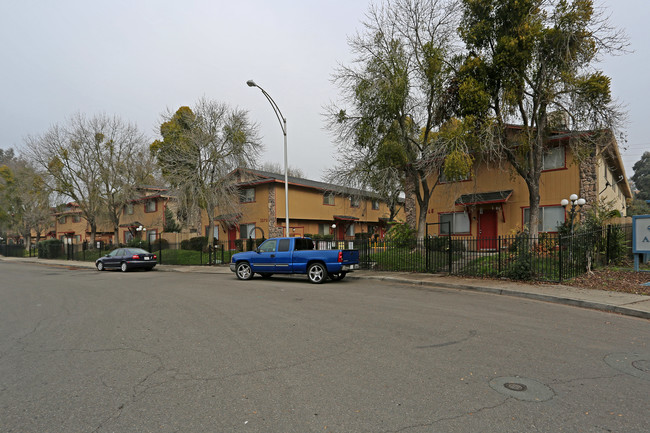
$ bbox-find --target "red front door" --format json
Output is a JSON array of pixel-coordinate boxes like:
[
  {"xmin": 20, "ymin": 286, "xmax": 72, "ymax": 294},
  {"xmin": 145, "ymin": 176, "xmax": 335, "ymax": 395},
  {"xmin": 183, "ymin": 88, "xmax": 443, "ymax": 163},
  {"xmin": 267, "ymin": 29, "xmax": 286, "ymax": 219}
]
[
  {"xmin": 478, "ymin": 210, "xmax": 498, "ymax": 250},
  {"xmin": 228, "ymin": 227, "xmax": 237, "ymax": 250}
]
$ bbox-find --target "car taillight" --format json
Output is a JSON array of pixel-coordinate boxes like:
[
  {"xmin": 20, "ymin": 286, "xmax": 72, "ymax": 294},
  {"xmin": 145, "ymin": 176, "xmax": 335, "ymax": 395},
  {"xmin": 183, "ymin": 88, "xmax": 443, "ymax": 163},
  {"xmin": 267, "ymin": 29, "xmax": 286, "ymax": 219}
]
[
  {"xmin": 132, "ymin": 254, "xmax": 140, "ymax": 259},
  {"xmin": 338, "ymin": 251, "xmax": 342, "ymax": 262},
  {"xmin": 153, "ymin": 255, "xmax": 157, "ymax": 260}
]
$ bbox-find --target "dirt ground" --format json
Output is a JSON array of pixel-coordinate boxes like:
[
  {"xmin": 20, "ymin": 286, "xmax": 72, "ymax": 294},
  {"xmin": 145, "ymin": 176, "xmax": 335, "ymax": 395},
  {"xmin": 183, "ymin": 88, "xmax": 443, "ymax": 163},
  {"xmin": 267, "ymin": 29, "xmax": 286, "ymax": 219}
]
[{"xmin": 564, "ymin": 268, "xmax": 650, "ymax": 296}]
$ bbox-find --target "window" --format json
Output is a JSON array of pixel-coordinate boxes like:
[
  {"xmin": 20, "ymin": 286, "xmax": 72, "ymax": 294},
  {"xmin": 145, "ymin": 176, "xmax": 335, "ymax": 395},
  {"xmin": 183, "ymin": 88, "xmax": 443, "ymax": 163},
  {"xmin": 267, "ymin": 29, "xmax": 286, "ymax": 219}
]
[
  {"xmin": 145, "ymin": 200, "xmax": 156, "ymax": 213},
  {"xmin": 523, "ymin": 206, "xmax": 565, "ymax": 232},
  {"xmin": 125, "ymin": 203, "xmax": 134, "ymax": 215},
  {"xmin": 240, "ymin": 188, "xmax": 255, "ymax": 203},
  {"xmin": 542, "ymin": 146, "xmax": 565, "ymax": 170},
  {"xmin": 124, "ymin": 231, "xmax": 134, "ymax": 243},
  {"xmin": 439, "ymin": 167, "xmax": 471, "ymax": 183},
  {"xmin": 205, "ymin": 224, "xmax": 219, "ymax": 240},
  {"xmin": 72, "ymin": 215, "xmax": 81, "ymax": 223},
  {"xmin": 440, "ymin": 212, "xmax": 470, "ymax": 235},
  {"xmin": 147, "ymin": 230, "xmax": 157, "ymax": 243},
  {"xmin": 258, "ymin": 239, "xmax": 277, "ymax": 253},
  {"xmin": 318, "ymin": 223, "xmax": 331, "ymax": 235},
  {"xmin": 323, "ymin": 192, "xmax": 335, "ymax": 205},
  {"xmin": 74, "ymin": 235, "xmax": 81, "ymax": 243},
  {"xmin": 294, "ymin": 238, "xmax": 314, "ymax": 250},
  {"xmin": 350, "ymin": 196, "xmax": 360, "ymax": 208},
  {"xmin": 240, "ymin": 223, "xmax": 256, "ymax": 239},
  {"xmin": 372, "ymin": 199, "xmax": 380, "ymax": 210},
  {"xmin": 346, "ymin": 224, "xmax": 355, "ymax": 237},
  {"xmin": 58, "ymin": 216, "xmax": 66, "ymax": 224},
  {"xmin": 278, "ymin": 239, "xmax": 291, "ymax": 252}
]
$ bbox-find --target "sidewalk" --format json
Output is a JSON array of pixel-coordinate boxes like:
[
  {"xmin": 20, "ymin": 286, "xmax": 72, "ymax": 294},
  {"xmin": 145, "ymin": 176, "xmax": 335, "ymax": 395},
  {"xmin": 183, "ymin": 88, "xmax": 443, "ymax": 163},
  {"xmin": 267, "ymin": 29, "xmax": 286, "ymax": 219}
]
[{"xmin": 2, "ymin": 256, "xmax": 649, "ymax": 320}]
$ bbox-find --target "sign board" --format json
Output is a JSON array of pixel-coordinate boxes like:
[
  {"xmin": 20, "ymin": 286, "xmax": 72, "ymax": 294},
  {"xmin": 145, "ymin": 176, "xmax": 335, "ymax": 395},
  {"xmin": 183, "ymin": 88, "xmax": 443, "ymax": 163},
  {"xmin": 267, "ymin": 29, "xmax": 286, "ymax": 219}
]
[{"xmin": 632, "ymin": 215, "xmax": 650, "ymax": 254}]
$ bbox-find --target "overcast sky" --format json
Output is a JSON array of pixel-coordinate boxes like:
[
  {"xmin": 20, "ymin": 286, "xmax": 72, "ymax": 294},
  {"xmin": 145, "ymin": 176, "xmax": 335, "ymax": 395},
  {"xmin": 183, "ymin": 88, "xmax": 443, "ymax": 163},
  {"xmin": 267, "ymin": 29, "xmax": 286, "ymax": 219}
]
[{"xmin": 1, "ymin": 0, "xmax": 647, "ymax": 181}]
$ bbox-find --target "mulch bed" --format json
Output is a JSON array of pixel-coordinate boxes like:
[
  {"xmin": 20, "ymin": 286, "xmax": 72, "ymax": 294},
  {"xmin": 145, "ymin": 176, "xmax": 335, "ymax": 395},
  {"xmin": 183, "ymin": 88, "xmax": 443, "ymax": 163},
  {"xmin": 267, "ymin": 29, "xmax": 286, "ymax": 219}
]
[{"xmin": 563, "ymin": 269, "xmax": 650, "ymax": 296}]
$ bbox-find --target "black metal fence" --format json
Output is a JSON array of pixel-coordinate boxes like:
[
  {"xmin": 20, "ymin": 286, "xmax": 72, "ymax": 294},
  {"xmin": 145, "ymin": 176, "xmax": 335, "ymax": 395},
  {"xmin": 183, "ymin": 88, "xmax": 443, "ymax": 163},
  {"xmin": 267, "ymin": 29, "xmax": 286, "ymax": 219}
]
[
  {"xmin": 331, "ymin": 224, "xmax": 635, "ymax": 282},
  {"xmin": 6, "ymin": 223, "xmax": 636, "ymax": 282}
]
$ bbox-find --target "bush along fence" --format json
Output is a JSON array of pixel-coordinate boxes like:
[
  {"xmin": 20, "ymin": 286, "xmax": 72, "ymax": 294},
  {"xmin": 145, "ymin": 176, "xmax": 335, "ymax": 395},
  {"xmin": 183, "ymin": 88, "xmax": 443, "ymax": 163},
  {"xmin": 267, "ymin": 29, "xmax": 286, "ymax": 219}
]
[
  {"xmin": 344, "ymin": 224, "xmax": 633, "ymax": 282},
  {"xmin": 23, "ymin": 224, "xmax": 633, "ymax": 282}
]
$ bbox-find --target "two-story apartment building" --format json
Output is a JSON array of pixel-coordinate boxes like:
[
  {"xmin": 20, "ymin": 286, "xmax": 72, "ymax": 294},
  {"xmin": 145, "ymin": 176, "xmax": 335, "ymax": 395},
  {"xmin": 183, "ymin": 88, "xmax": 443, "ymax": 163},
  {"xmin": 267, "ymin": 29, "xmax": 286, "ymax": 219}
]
[
  {"xmin": 118, "ymin": 187, "xmax": 172, "ymax": 244},
  {"xmin": 53, "ymin": 203, "xmax": 112, "ymax": 245},
  {"xmin": 208, "ymin": 168, "xmax": 401, "ymax": 247},
  {"xmin": 414, "ymin": 128, "xmax": 631, "ymax": 248}
]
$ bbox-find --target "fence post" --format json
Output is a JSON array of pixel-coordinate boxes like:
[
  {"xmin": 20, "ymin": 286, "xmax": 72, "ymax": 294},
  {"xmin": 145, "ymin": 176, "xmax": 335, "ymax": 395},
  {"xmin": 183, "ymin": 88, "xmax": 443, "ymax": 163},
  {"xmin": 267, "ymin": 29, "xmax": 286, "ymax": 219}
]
[
  {"xmin": 498, "ymin": 236, "xmax": 502, "ymax": 275},
  {"xmin": 448, "ymin": 234, "xmax": 452, "ymax": 274},
  {"xmin": 605, "ymin": 224, "xmax": 611, "ymax": 265},
  {"xmin": 558, "ymin": 235, "xmax": 563, "ymax": 283}
]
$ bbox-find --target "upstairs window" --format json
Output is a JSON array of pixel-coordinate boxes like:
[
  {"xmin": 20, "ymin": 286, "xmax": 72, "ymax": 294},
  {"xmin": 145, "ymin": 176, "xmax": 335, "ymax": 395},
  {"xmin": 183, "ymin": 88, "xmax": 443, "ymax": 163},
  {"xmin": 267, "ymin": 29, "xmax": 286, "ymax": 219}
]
[
  {"xmin": 350, "ymin": 196, "xmax": 360, "ymax": 208},
  {"xmin": 372, "ymin": 199, "xmax": 380, "ymax": 210},
  {"xmin": 72, "ymin": 215, "xmax": 81, "ymax": 223},
  {"xmin": 323, "ymin": 192, "xmax": 335, "ymax": 205},
  {"xmin": 439, "ymin": 167, "xmax": 471, "ymax": 183},
  {"xmin": 240, "ymin": 188, "xmax": 255, "ymax": 203},
  {"xmin": 125, "ymin": 203, "xmax": 134, "ymax": 215},
  {"xmin": 145, "ymin": 200, "xmax": 156, "ymax": 213},
  {"xmin": 58, "ymin": 216, "xmax": 67, "ymax": 224},
  {"xmin": 542, "ymin": 146, "xmax": 565, "ymax": 170}
]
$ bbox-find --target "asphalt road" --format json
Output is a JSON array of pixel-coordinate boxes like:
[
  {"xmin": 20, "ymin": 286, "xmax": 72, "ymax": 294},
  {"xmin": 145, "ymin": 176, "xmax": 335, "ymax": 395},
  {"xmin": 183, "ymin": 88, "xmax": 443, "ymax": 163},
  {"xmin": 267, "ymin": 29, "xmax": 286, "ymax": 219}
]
[{"xmin": 0, "ymin": 261, "xmax": 648, "ymax": 433}]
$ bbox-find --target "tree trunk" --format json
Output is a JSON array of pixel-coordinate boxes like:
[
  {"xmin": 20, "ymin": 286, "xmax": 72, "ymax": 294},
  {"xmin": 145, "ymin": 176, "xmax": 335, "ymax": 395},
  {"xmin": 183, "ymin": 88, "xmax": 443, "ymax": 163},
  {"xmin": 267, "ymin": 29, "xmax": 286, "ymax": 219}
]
[{"xmin": 527, "ymin": 181, "xmax": 541, "ymax": 240}]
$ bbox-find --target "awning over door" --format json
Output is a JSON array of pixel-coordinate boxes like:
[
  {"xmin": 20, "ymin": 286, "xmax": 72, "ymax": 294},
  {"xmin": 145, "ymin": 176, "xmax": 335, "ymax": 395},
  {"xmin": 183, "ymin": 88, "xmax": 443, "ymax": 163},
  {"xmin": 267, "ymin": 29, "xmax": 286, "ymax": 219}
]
[{"xmin": 455, "ymin": 190, "xmax": 513, "ymax": 206}]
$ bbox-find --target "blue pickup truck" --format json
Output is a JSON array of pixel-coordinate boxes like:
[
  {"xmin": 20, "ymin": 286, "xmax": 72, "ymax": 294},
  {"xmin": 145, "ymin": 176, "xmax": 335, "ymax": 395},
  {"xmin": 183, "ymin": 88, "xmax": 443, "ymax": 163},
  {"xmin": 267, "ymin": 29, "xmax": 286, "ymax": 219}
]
[{"xmin": 229, "ymin": 237, "xmax": 360, "ymax": 284}]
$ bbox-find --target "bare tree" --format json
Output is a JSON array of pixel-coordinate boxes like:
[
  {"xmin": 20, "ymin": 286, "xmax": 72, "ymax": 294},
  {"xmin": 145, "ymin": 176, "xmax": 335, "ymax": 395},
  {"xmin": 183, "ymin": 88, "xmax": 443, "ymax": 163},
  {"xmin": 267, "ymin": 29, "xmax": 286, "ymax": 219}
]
[
  {"xmin": 25, "ymin": 113, "xmax": 151, "ymax": 245},
  {"xmin": 326, "ymin": 0, "xmax": 461, "ymax": 238},
  {"xmin": 0, "ymin": 151, "xmax": 52, "ymax": 247},
  {"xmin": 151, "ymin": 98, "xmax": 262, "ymax": 244}
]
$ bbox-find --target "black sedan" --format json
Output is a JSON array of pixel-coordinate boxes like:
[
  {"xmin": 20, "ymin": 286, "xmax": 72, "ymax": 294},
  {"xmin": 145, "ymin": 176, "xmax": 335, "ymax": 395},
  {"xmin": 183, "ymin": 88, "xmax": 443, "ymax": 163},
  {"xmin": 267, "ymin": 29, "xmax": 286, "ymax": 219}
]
[{"xmin": 95, "ymin": 248, "xmax": 157, "ymax": 272}]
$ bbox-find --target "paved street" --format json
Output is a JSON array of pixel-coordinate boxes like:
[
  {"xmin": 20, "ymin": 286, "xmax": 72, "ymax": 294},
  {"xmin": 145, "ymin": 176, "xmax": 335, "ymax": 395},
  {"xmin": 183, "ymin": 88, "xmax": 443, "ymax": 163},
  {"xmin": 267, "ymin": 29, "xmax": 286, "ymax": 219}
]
[{"xmin": 1, "ymin": 261, "xmax": 648, "ymax": 432}]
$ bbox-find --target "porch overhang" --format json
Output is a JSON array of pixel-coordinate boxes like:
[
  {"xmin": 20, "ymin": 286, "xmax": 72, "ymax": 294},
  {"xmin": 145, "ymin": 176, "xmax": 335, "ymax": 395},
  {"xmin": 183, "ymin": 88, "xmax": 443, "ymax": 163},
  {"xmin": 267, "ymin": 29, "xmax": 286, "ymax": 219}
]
[
  {"xmin": 455, "ymin": 190, "xmax": 513, "ymax": 206},
  {"xmin": 455, "ymin": 190, "xmax": 513, "ymax": 223},
  {"xmin": 333, "ymin": 215, "xmax": 359, "ymax": 222}
]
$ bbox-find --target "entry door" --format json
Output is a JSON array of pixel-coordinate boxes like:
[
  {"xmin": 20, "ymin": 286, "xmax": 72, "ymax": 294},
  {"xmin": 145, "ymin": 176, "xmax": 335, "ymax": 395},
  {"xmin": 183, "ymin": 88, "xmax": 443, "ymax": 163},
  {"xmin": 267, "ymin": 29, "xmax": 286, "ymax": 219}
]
[
  {"xmin": 337, "ymin": 225, "xmax": 345, "ymax": 240},
  {"xmin": 228, "ymin": 227, "xmax": 237, "ymax": 250},
  {"xmin": 478, "ymin": 210, "xmax": 498, "ymax": 250}
]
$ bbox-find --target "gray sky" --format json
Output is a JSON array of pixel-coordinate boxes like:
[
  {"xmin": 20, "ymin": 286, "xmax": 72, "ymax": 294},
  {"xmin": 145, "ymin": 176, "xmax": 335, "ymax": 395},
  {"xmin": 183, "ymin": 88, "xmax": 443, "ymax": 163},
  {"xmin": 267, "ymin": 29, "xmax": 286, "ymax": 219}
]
[{"xmin": 1, "ymin": 0, "xmax": 647, "ymax": 181}]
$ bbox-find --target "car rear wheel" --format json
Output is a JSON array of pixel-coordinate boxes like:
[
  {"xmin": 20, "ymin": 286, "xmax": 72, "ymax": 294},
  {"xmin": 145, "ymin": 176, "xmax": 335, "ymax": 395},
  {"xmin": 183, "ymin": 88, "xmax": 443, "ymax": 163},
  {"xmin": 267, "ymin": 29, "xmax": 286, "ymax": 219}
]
[
  {"xmin": 236, "ymin": 262, "xmax": 253, "ymax": 280},
  {"xmin": 96, "ymin": 262, "xmax": 104, "ymax": 271},
  {"xmin": 308, "ymin": 263, "xmax": 327, "ymax": 284},
  {"xmin": 120, "ymin": 262, "xmax": 128, "ymax": 272}
]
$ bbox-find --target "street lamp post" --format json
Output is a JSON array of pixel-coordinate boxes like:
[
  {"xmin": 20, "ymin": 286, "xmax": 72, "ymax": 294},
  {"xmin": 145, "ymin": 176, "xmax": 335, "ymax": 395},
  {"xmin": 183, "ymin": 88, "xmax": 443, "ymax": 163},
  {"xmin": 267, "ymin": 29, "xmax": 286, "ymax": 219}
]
[
  {"xmin": 561, "ymin": 194, "xmax": 586, "ymax": 235},
  {"xmin": 246, "ymin": 79, "xmax": 290, "ymax": 236}
]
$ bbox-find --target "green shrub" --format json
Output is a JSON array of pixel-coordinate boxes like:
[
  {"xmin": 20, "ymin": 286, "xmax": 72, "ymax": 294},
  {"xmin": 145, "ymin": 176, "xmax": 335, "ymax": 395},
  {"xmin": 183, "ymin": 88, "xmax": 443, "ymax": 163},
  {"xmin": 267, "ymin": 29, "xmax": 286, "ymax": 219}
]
[
  {"xmin": 151, "ymin": 238, "xmax": 170, "ymax": 251},
  {"xmin": 385, "ymin": 221, "xmax": 416, "ymax": 248},
  {"xmin": 181, "ymin": 236, "xmax": 208, "ymax": 251},
  {"xmin": 37, "ymin": 239, "xmax": 63, "ymax": 259}
]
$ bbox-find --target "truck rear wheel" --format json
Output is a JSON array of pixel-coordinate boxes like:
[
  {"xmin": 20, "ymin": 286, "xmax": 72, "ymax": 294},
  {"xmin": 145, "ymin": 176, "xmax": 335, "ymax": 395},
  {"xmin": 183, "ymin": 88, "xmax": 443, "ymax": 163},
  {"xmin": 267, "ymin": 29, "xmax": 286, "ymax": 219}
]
[{"xmin": 308, "ymin": 263, "xmax": 327, "ymax": 284}]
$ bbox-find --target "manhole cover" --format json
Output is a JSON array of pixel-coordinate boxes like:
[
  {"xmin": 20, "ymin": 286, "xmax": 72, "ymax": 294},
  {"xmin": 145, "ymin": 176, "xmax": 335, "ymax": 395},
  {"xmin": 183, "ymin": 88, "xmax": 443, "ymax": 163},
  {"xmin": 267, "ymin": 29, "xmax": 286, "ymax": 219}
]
[
  {"xmin": 489, "ymin": 377, "xmax": 554, "ymax": 402},
  {"xmin": 504, "ymin": 382, "xmax": 528, "ymax": 392},
  {"xmin": 605, "ymin": 353, "xmax": 650, "ymax": 381}
]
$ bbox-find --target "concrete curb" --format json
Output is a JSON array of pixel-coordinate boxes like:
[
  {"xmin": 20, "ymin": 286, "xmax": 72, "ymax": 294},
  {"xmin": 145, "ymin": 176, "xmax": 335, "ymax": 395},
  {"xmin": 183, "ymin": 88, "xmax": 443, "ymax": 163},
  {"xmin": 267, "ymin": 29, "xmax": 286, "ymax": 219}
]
[{"xmin": 347, "ymin": 274, "xmax": 650, "ymax": 320}]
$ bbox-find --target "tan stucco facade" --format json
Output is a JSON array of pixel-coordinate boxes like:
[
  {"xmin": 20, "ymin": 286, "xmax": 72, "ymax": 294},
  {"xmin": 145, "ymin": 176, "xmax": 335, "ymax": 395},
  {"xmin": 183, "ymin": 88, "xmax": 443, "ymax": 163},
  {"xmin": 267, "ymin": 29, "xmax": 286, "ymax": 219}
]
[{"xmin": 417, "ymin": 132, "xmax": 631, "ymax": 239}]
